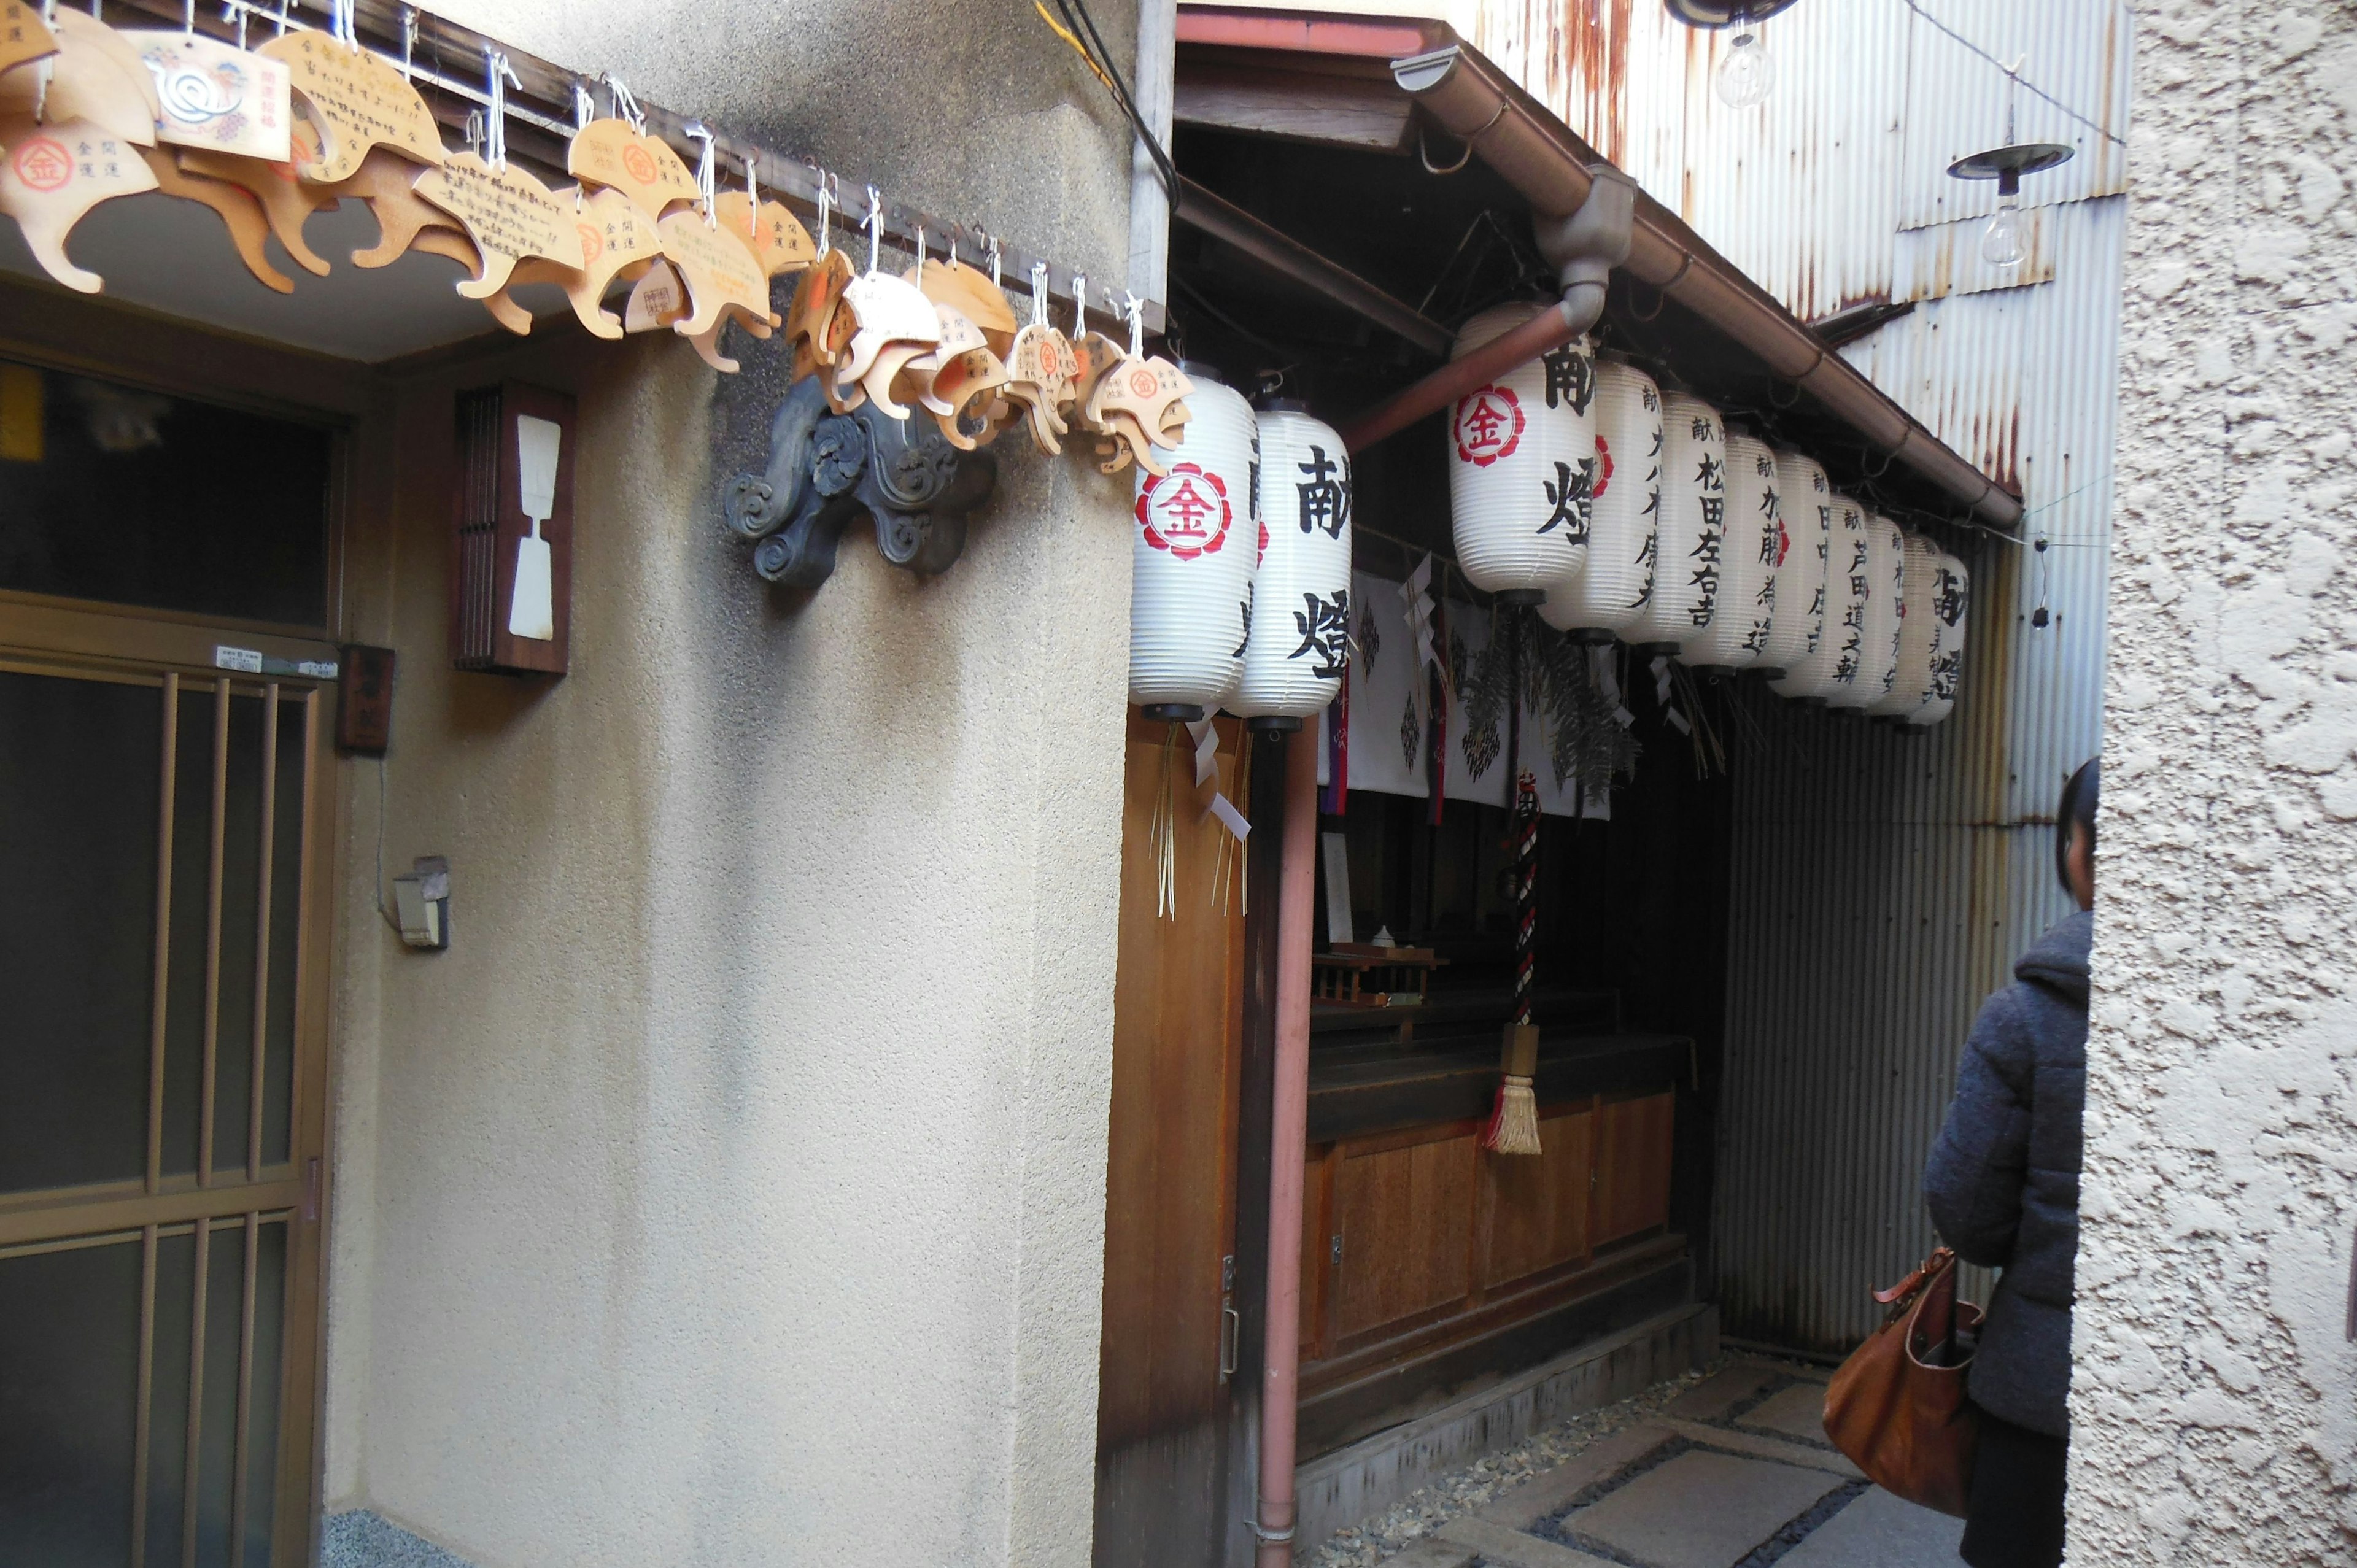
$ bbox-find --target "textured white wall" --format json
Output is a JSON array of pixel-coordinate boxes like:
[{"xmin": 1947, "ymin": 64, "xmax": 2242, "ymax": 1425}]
[
  {"xmin": 320, "ymin": 6, "xmax": 1140, "ymax": 1564},
  {"xmin": 2073, "ymin": 2, "xmax": 2357, "ymax": 1558}
]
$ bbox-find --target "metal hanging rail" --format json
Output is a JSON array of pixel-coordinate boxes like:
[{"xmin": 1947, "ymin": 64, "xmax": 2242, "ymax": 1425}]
[{"xmin": 109, "ymin": 0, "xmax": 1160, "ymax": 338}]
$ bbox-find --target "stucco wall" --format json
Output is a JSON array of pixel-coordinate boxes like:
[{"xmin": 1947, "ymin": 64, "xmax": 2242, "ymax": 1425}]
[
  {"xmin": 321, "ymin": 6, "xmax": 1140, "ymax": 1564},
  {"xmin": 2072, "ymin": 2, "xmax": 2357, "ymax": 1559}
]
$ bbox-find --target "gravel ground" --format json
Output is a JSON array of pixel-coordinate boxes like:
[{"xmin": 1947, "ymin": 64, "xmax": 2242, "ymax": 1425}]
[{"xmin": 1307, "ymin": 1358, "xmax": 1730, "ymax": 1567}]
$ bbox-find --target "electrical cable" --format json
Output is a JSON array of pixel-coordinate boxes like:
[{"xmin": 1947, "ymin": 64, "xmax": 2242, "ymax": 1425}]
[
  {"xmin": 1898, "ymin": 0, "xmax": 2127, "ymax": 148},
  {"xmin": 1040, "ymin": 0, "xmax": 1182, "ymax": 213}
]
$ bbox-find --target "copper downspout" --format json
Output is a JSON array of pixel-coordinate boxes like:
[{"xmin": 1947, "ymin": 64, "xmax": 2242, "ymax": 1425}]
[
  {"xmin": 1348, "ymin": 41, "xmax": 2023, "ymax": 530},
  {"xmin": 1339, "ymin": 299, "xmax": 1579, "ymax": 452},
  {"xmin": 1255, "ymin": 727, "xmax": 1319, "ymax": 1566}
]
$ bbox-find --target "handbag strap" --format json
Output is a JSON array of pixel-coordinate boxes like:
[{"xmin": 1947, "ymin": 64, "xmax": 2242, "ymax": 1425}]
[{"xmin": 1871, "ymin": 1246, "xmax": 1956, "ymax": 1307}]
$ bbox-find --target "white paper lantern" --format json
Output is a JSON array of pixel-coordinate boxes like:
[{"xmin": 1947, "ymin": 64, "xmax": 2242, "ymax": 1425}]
[
  {"xmin": 1232, "ymin": 403, "xmax": 1353, "ymax": 723},
  {"xmin": 1129, "ymin": 366, "xmax": 1258, "ymax": 716},
  {"xmin": 1759, "ymin": 451, "xmax": 1830, "ymax": 676},
  {"xmin": 1905, "ymin": 553, "xmax": 1972, "ymax": 727},
  {"xmin": 1769, "ymin": 493, "xmax": 1868, "ymax": 701},
  {"xmin": 1871, "ymin": 533, "xmax": 1943, "ymax": 716},
  {"xmin": 1625, "ymin": 392, "xmax": 1726, "ymax": 650},
  {"xmin": 1678, "ymin": 428, "xmax": 1781, "ymax": 671},
  {"xmin": 1826, "ymin": 514, "xmax": 1905, "ymax": 711},
  {"xmin": 1541, "ymin": 357, "xmax": 1660, "ymax": 639},
  {"xmin": 1446, "ymin": 304, "xmax": 1596, "ymax": 597}
]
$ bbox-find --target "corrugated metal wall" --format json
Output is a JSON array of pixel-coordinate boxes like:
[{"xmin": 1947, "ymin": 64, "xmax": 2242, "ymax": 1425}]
[{"xmin": 1468, "ymin": 0, "xmax": 2128, "ymax": 1346}]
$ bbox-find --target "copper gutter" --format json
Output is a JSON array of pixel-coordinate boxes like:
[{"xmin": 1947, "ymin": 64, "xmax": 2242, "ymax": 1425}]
[
  {"xmin": 1255, "ymin": 728, "xmax": 1319, "ymax": 1566},
  {"xmin": 1387, "ymin": 42, "xmax": 2020, "ymax": 529},
  {"xmin": 1174, "ymin": 7, "xmax": 2022, "ymax": 530},
  {"xmin": 1176, "ymin": 176, "xmax": 1453, "ymax": 356}
]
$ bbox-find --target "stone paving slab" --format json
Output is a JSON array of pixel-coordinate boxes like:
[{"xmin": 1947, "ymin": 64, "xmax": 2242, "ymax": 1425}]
[
  {"xmin": 1775, "ymin": 1485, "xmax": 1966, "ymax": 1567},
  {"xmin": 1732, "ymin": 1353, "xmax": 1832, "ymax": 1385},
  {"xmin": 1436, "ymin": 1516, "xmax": 1621, "ymax": 1568},
  {"xmin": 1473, "ymin": 1423, "xmax": 1680, "ymax": 1531},
  {"xmin": 1733, "ymin": 1381, "xmax": 1833, "ymax": 1445},
  {"xmin": 1560, "ymin": 1450, "xmax": 1846, "ymax": 1568},
  {"xmin": 1381, "ymin": 1536, "xmax": 1480, "ymax": 1568},
  {"xmin": 1663, "ymin": 1364, "xmax": 1780, "ymax": 1421},
  {"xmin": 1657, "ymin": 1418, "xmax": 1865, "ymax": 1478}
]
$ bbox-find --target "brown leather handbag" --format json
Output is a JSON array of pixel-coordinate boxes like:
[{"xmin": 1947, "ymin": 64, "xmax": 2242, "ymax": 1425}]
[{"xmin": 1821, "ymin": 1246, "xmax": 1983, "ymax": 1517}]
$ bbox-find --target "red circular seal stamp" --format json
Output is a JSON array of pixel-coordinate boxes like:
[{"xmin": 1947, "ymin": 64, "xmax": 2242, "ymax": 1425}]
[
  {"xmin": 621, "ymin": 142, "xmax": 657, "ymax": 187},
  {"xmin": 1593, "ymin": 434, "xmax": 1616, "ymax": 498},
  {"xmin": 12, "ymin": 137, "xmax": 72, "ymax": 193},
  {"xmin": 1128, "ymin": 366, "xmax": 1159, "ymax": 397},
  {"xmin": 1136, "ymin": 462, "xmax": 1231, "ymax": 561},
  {"xmin": 577, "ymin": 223, "xmax": 604, "ymax": 265},
  {"xmin": 1452, "ymin": 384, "xmax": 1523, "ymax": 468}
]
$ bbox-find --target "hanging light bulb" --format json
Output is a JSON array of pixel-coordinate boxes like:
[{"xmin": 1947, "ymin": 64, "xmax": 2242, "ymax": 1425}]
[
  {"xmin": 1981, "ymin": 177, "xmax": 2026, "ymax": 268},
  {"xmin": 1716, "ymin": 27, "xmax": 1776, "ymax": 108},
  {"xmin": 1949, "ymin": 55, "xmax": 2073, "ymax": 276}
]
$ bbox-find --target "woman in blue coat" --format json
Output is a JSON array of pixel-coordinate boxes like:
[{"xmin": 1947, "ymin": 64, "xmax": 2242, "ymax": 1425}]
[{"xmin": 1924, "ymin": 759, "xmax": 2097, "ymax": 1568}]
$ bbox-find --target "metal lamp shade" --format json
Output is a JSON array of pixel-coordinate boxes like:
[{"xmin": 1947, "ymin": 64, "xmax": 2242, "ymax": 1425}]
[
  {"xmin": 1825, "ymin": 514, "xmax": 1905, "ymax": 710},
  {"xmin": 1770, "ymin": 494, "xmax": 1869, "ymax": 701},
  {"xmin": 1446, "ymin": 303, "xmax": 1596, "ymax": 597},
  {"xmin": 1625, "ymin": 393, "xmax": 1727, "ymax": 649},
  {"xmin": 1677, "ymin": 429, "xmax": 1781, "ymax": 670},
  {"xmin": 1759, "ymin": 450, "xmax": 1830, "ymax": 673},
  {"xmin": 1129, "ymin": 374, "xmax": 1259, "ymax": 713},
  {"xmin": 1904, "ymin": 553, "xmax": 1972, "ymax": 727},
  {"xmin": 1236, "ymin": 405, "xmax": 1354, "ymax": 720},
  {"xmin": 1871, "ymin": 533, "xmax": 1944, "ymax": 716},
  {"xmin": 1541, "ymin": 358, "xmax": 1661, "ymax": 639}
]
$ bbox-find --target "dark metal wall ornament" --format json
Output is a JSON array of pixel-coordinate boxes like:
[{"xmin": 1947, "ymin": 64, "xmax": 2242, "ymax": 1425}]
[{"xmin": 723, "ymin": 375, "xmax": 999, "ymax": 590}]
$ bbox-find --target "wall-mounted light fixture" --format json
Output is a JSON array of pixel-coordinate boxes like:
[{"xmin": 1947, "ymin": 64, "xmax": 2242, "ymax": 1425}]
[{"xmin": 392, "ymin": 856, "xmax": 452, "ymax": 951}]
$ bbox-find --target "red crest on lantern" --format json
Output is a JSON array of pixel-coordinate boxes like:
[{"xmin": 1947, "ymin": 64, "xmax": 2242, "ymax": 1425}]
[
  {"xmin": 1593, "ymin": 434, "xmax": 1617, "ymax": 498},
  {"xmin": 1137, "ymin": 463, "xmax": 1233, "ymax": 560},
  {"xmin": 1452, "ymin": 385, "xmax": 1524, "ymax": 468}
]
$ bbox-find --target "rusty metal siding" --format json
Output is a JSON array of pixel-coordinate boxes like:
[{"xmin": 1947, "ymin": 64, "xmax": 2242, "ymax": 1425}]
[
  {"xmin": 1465, "ymin": 0, "xmax": 2129, "ymax": 322},
  {"xmin": 1457, "ymin": 0, "xmax": 2126, "ymax": 1348},
  {"xmin": 1709, "ymin": 207, "xmax": 2121, "ymax": 1351}
]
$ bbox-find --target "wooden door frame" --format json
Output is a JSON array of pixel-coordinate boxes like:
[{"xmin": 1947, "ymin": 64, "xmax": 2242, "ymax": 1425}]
[{"xmin": 1, "ymin": 280, "xmax": 376, "ymax": 1567}]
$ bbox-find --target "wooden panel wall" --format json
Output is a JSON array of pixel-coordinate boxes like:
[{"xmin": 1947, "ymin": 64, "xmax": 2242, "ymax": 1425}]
[
  {"xmin": 1477, "ymin": 1107, "xmax": 1594, "ymax": 1289},
  {"xmin": 1095, "ymin": 714, "xmax": 1248, "ymax": 1567},
  {"xmin": 1301, "ymin": 1090, "xmax": 1677, "ymax": 1372},
  {"xmin": 1333, "ymin": 1126, "xmax": 1478, "ymax": 1338},
  {"xmin": 1593, "ymin": 1092, "xmax": 1677, "ymax": 1248}
]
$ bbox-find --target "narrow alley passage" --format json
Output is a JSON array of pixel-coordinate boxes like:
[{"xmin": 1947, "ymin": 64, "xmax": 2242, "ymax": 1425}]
[{"xmin": 1317, "ymin": 1359, "xmax": 1965, "ymax": 1568}]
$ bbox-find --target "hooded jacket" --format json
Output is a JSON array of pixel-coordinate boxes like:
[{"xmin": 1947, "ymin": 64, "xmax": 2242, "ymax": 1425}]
[{"xmin": 1922, "ymin": 908, "xmax": 2091, "ymax": 1437}]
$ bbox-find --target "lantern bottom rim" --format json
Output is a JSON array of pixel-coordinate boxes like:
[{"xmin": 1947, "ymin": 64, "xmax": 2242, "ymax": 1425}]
[
  {"xmin": 1633, "ymin": 641, "xmax": 1682, "ymax": 657},
  {"xmin": 1492, "ymin": 589, "xmax": 1547, "ymax": 607},
  {"xmin": 1751, "ymin": 666, "xmax": 1788, "ymax": 681},
  {"xmin": 1246, "ymin": 714, "xmax": 1304, "ymax": 733},
  {"xmin": 1140, "ymin": 702, "xmax": 1207, "ymax": 722}
]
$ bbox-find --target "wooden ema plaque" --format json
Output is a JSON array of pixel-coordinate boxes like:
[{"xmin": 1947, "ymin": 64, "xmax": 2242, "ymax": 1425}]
[
  {"xmin": 493, "ymin": 186, "xmax": 663, "ymax": 339},
  {"xmin": 1, "ymin": 117, "xmax": 160, "ymax": 292},
  {"xmin": 566, "ymin": 119, "xmax": 697, "ymax": 220},
  {"xmin": 0, "ymin": 2, "xmax": 57, "ymax": 78},
  {"xmin": 257, "ymin": 29, "xmax": 443, "ymax": 183},
  {"xmin": 139, "ymin": 145, "xmax": 293, "ymax": 293},
  {"xmin": 120, "ymin": 31, "xmax": 292, "ymax": 160},
  {"xmin": 713, "ymin": 191, "xmax": 812, "ymax": 277},
  {"xmin": 0, "ymin": 14, "xmax": 157, "ymax": 146},
  {"xmin": 414, "ymin": 152, "xmax": 586, "ymax": 297},
  {"xmin": 655, "ymin": 208, "xmax": 770, "ymax": 338},
  {"xmin": 179, "ymin": 114, "xmax": 333, "ymax": 276},
  {"xmin": 451, "ymin": 381, "xmax": 575, "ymax": 678}
]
